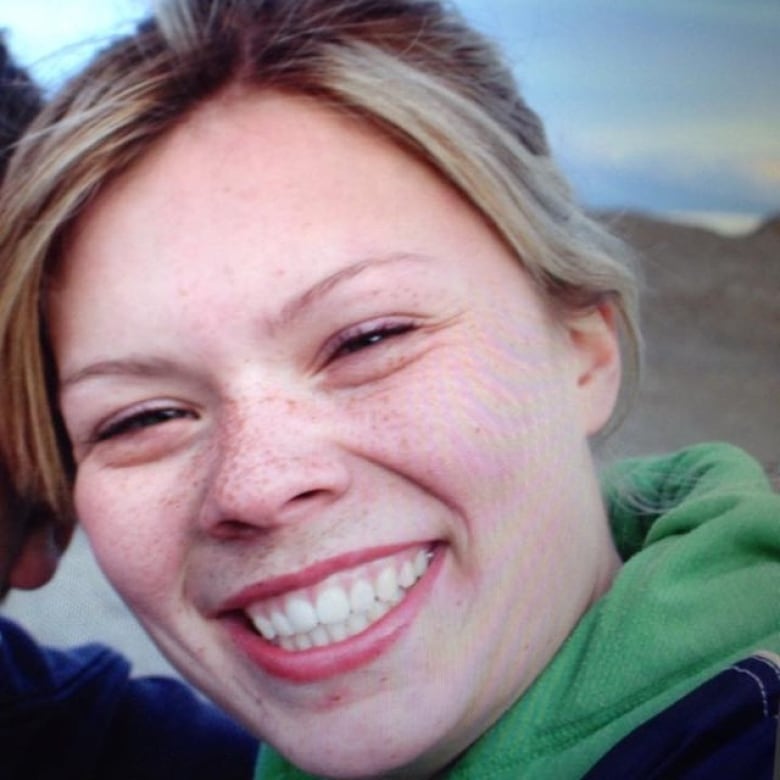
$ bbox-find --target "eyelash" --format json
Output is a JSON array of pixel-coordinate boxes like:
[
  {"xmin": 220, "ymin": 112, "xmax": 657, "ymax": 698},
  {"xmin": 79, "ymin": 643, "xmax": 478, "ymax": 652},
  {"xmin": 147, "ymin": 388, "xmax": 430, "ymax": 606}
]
[
  {"xmin": 94, "ymin": 407, "xmax": 196, "ymax": 443},
  {"xmin": 327, "ymin": 320, "xmax": 417, "ymax": 361}
]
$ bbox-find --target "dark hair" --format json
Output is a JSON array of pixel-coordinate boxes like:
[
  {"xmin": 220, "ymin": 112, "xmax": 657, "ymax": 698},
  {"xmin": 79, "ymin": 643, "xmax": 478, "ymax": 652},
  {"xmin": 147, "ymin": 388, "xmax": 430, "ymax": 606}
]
[{"xmin": 0, "ymin": 36, "xmax": 43, "ymax": 179}]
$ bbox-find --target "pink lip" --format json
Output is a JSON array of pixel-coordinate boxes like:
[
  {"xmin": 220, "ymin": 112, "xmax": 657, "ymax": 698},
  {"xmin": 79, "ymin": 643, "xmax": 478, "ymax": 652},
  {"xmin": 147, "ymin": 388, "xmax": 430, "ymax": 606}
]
[
  {"xmin": 218, "ymin": 542, "xmax": 432, "ymax": 611},
  {"xmin": 220, "ymin": 544, "xmax": 443, "ymax": 684}
]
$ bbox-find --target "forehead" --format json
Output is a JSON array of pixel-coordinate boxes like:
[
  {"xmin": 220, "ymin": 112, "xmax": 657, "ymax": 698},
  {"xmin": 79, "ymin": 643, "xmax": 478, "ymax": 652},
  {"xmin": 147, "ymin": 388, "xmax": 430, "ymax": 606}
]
[
  {"xmin": 54, "ymin": 89, "xmax": 527, "ymax": 320},
  {"xmin": 61, "ymin": 90, "xmax": 479, "ymax": 279}
]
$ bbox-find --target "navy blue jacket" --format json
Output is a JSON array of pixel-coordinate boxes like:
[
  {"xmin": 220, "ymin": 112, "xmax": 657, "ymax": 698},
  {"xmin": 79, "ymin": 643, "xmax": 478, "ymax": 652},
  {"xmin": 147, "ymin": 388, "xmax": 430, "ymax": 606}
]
[
  {"xmin": 0, "ymin": 616, "xmax": 257, "ymax": 779},
  {"xmin": 584, "ymin": 653, "xmax": 780, "ymax": 779}
]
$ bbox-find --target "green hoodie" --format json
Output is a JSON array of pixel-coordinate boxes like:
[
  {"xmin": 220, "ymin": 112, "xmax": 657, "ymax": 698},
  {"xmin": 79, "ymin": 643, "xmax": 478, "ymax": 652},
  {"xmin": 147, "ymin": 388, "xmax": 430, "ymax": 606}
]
[{"xmin": 255, "ymin": 443, "xmax": 780, "ymax": 778}]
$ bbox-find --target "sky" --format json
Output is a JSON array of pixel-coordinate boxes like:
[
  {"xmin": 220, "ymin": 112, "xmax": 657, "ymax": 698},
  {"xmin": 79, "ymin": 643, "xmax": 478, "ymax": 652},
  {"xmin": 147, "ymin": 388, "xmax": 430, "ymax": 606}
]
[{"xmin": 1, "ymin": 0, "xmax": 778, "ymax": 234}]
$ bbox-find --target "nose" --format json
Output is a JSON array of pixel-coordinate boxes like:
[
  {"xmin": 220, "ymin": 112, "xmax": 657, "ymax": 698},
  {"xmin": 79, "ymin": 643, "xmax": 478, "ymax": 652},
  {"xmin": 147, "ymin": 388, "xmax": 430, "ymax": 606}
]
[{"xmin": 198, "ymin": 395, "xmax": 351, "ymax": 538}]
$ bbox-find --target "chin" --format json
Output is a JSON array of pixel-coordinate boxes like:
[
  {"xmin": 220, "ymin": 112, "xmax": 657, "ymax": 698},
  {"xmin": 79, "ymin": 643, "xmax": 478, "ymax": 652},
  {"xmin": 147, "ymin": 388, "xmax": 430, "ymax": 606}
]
[
  {"xmin": 250, "ymin": 690, "xmax": 463, "ymax": 780},
  {"xmin": 281, "ymin": 739, "xmax": 447, "ymax": 780}
]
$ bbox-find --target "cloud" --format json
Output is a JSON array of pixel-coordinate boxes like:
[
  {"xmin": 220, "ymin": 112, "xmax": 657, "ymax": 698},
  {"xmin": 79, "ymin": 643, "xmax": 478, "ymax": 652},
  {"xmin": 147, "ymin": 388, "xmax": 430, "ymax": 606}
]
[
  {"xmin": 561, "ymin": 149, "xmax": 780, "ymax": 216},
  {"xmin": 546, "ymin": 111, "xmax": 780, "ymax": 219},
  {"xmin": 559, "ymin": 116, "xmax": 779, "ymax": 166},
  {"xmin": 748, "ymin": 160, "xmax": 780, "ymax": 189}
]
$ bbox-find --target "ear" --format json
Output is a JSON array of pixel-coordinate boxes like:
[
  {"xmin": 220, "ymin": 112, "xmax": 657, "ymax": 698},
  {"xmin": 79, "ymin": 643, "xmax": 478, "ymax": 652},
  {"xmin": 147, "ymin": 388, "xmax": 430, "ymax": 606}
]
[
  {"xmin": 563, "ymin": 300, "xmax": 622, "ymax": 436},
  {"xmin": 8, "ymin": 522, "xmax": 73, "ymax": 590}
]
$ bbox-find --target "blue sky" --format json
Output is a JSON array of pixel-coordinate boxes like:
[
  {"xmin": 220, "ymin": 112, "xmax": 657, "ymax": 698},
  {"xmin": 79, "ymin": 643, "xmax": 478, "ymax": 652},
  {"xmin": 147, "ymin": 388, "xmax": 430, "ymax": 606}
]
[{"xmin": 2, "ymin": 0, "xmax": 778, "ymax": 233}]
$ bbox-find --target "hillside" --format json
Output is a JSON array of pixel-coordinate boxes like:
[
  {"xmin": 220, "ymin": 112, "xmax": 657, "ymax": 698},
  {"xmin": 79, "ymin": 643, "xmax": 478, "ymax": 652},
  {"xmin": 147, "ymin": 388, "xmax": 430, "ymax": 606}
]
[{"xmin": 601, "ymin": 212, "xmax": 779, "ymax": 482}]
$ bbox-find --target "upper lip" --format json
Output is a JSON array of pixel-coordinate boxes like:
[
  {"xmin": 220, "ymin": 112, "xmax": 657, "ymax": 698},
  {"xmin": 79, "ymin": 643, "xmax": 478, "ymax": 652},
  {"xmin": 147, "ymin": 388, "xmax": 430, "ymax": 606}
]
[{"xmin": 215, "ymin": 541, "xmax": 435, "ymax": 615}]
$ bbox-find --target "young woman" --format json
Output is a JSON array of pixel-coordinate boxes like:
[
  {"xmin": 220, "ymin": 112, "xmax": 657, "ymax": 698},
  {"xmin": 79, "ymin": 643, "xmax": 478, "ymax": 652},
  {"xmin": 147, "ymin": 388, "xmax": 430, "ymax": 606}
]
[{"xmin": 1, "ymin": 2, "xmax": 778, "ymax": 777}]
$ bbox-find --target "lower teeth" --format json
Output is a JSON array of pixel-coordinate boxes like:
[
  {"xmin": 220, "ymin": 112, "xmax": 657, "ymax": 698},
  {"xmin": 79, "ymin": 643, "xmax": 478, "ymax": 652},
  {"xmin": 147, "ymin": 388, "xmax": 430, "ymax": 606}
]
[{"xmin": 273, "ymin": 594, "xmax": 396, "ymax": 651}]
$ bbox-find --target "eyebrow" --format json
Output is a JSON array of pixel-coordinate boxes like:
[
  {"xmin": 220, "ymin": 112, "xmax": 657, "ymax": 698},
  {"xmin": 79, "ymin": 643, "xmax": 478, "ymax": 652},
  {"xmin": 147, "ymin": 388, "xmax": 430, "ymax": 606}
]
[
  {"xmin": 59, "ymin": 252, "xmax": 431, "ymax": 391},
  {"xmin": 272, "ymin": 252, "xmax": 431, "ymax": 332},
  {"xmin": 59, "ymin": 356, "xmax": 187, "ymax": 392}
]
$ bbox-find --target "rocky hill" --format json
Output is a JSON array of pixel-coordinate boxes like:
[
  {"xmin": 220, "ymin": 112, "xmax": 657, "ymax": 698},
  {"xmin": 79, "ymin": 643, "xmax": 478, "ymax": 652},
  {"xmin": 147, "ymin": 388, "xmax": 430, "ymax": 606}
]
[{"xmin": 601, "ymin": 212, "xmax": 779, "ymax": 484}]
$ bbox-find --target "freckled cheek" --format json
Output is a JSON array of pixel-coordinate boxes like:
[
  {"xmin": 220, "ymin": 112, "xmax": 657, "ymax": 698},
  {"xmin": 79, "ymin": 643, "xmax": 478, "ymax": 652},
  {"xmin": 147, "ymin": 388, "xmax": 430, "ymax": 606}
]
[
  {"xmin": 73, "ymin": 468, "xmax": 193, "ymax": 610},
  {"xmin": 352, "ymin": 346, "xmax": 569, "ymax": 497}
]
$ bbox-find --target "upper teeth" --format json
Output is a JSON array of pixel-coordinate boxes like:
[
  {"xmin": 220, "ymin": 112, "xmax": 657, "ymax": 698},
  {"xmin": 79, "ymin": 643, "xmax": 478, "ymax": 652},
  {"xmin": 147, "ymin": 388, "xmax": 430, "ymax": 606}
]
[{"xmin": 246, "ymin": 548, "xmax": 431, "ymax": 651}]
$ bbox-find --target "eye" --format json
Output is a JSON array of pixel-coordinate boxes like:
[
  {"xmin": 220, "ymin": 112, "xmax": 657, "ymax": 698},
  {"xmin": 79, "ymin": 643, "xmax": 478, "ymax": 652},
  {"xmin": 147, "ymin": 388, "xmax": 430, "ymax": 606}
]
[
  {"xmin": 94, "ymin": 406, "xmax": 197, "ymax": 442},
  {"xmin": 329, "ymin": 321, "xmax": 416, "ymax": 361}
]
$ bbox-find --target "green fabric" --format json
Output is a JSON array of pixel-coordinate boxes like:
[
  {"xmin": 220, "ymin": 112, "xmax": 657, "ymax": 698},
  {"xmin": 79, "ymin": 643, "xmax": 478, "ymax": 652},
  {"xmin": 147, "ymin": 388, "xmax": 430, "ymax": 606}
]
[{"xmin": 255, "ymin": 443, "xmax": 780, "ymax": 779}]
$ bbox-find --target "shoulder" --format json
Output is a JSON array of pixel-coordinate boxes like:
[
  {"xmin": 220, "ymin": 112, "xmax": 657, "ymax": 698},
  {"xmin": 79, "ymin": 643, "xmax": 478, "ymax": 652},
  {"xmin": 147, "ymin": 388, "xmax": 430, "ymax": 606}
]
[
  {"xmin": 0, "ymin": 614, "xmax": 126, "ymax": 705},
  {"xmin": 0, "ymin": 616, "xmax": 257, "ymax": 779},
  {"xmin": 583, "ymin": 652, "xmax": 780, "ymax": 779}
]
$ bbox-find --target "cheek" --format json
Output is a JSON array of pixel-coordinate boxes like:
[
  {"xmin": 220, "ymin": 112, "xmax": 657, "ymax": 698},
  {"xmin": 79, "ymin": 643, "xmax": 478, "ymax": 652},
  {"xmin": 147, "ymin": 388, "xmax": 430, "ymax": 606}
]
[
  {"xmin": 73, "ymin": 465, "xmax": 191, "ymax": 611},
  {"xmin": 357, "ymin": 330, "xmax": 575, "ymax": 517}
]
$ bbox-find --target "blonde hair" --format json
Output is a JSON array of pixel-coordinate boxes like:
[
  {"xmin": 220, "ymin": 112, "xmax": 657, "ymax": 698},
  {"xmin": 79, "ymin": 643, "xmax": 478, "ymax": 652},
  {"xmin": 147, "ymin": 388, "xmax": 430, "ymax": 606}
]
[{"xmin": 0, "ymin": 0, "xmax": 639, "ymax": 528}]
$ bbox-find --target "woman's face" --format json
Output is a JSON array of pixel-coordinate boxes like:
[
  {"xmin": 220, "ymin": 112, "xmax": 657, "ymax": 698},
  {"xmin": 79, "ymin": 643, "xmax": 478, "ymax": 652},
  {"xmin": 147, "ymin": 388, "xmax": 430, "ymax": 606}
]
[{"xmin": 50, "ymin": 91, "xmax": 620, "ymax": 777}]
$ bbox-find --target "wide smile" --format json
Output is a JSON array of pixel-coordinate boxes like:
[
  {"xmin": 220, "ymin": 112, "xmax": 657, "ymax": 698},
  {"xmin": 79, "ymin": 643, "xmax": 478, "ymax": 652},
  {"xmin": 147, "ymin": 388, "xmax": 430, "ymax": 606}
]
[
  {"xmin": 220, "ymin": 543, "xmax": 441, "ymax": 682},
  {"xmin": 247, "ymin": 546, "xmax": 433, "ymax": 651}
]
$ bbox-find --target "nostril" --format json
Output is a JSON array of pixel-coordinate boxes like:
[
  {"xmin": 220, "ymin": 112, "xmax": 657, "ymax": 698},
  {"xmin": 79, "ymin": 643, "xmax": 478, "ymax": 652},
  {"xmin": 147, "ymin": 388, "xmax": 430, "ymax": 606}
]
[
  {"xmin": 292, "ymin": 489, "xmax": 324, "ymax": 503},
  {"xmin": 210, "ymin": 519, "xmax": 260, "ymax": 540}
]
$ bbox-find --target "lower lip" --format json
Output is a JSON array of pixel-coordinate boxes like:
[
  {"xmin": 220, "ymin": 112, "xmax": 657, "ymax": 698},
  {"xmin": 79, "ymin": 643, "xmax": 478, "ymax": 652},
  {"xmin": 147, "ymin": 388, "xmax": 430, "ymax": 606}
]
[{"xmin": 224, "ymin": 547, "xmax": 444, "ymax": 684}]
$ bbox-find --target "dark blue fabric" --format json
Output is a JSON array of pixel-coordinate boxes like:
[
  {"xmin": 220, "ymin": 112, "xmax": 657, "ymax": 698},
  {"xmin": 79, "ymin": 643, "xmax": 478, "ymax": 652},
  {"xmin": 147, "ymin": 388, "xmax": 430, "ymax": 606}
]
[
  {"xmin": 0, "ymin": 616, "xmax": 257, "ymax": 779},
  {"xmin": 584, "ymin": 654, "xmax": 780, "ymax": 779}
]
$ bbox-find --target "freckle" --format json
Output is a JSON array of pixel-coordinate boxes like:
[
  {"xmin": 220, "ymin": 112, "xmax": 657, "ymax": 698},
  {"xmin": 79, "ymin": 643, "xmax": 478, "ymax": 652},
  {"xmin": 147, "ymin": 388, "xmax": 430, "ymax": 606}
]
[{"xmin": 313, "ymin": 687, "xmax": 354, "ymax": 713}]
